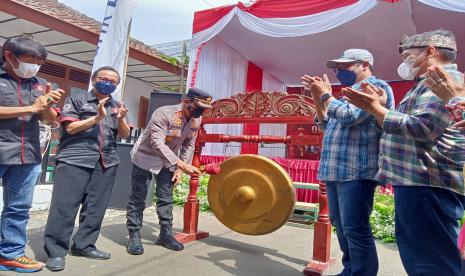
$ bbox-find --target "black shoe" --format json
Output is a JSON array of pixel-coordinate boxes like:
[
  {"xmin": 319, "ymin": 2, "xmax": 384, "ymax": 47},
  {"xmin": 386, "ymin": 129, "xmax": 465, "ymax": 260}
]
[
  {"xmin": 155, "ymin": 226, "xmax": 184, "ymax": 251},
  {"xmin": 127, "ymin": 231, "xmax": 144, "ymax": 255},
  {"xmin": 46, "ymin": 257, "xmax": 65, "ymax": 272},
  {"xmin": 70, "ymin": 248, "xmax": 111, "ymax": 260}
]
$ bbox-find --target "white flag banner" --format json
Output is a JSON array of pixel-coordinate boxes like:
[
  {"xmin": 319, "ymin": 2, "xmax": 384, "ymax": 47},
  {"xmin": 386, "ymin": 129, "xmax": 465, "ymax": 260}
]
[{"xmin": 90, "ymin": 0, "xmax": 140, "ymax": 102}]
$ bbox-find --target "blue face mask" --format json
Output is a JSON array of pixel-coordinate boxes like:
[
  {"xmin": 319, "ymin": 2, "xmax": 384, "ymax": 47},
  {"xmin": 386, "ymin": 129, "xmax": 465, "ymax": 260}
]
[
  {"xmin": 95, "ymin": 81, "xmax": 116, "ymax": 95},
  {"xmin": 188, "ymin": 103, "xmax": 205, "ymax": 118},
  {"xmin": 336, "ymin": 69, "xmax": 358, "ymax": 87}
]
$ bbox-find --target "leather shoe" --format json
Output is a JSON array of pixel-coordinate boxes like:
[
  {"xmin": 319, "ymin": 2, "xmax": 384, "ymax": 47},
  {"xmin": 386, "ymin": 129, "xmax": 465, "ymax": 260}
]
[
  {"xmin": 127, "ymin": 231, "xmax": 144, "ymax": 255},
  {"xmin": 155, "ymin": 235, "xmax": 184, "ymax": 251},
  {"xmin": 46, "ymin": 257, "xmax": 65, "ymax": 272},
  {"xmin": 71, "ymin": 248, "xmax": 111, "ymax": 260}
]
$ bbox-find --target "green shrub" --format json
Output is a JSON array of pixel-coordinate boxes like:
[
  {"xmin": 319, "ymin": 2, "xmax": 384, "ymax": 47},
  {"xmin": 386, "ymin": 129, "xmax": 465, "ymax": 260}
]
[
  {"xmin": 370, "ymin": 188, "xmax": 396, "ymax": 243},
  {"xmin": 173, "ymin": 173, "xmax": 210, "ymax": 212}
]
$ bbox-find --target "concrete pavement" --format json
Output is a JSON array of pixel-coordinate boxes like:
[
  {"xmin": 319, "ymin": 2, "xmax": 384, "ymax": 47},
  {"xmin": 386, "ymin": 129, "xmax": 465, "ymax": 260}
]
[{"xmin": 3, "ymin": 206, "xmax": 406, "ymax": 276}]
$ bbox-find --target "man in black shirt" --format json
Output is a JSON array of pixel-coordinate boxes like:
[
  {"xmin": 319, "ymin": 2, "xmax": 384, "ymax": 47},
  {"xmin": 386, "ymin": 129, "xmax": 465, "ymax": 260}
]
[
  {"xmin": 43, "ymin": 66, "xmax": 130, "ymax": 272},
  {"xmin": 0, "ymin": 37, "xmax": 64, "ymax": 273}
]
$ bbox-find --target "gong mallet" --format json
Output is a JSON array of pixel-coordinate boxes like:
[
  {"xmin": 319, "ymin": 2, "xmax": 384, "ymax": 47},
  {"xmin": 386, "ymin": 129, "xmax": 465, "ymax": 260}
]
[{"xmin": 199, "ymin": 163, "xmax": 221, "ymax": 175}]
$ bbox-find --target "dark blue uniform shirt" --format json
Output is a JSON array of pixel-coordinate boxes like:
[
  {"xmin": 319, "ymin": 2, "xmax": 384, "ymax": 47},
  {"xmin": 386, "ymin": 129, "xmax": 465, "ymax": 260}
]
[
  {"xmin": 0, "ymin": 68, "xmax": 52, "ymax": 165},
  {"xmin": 56, "ymin": 90, "xmax": 122, "ymax": 169}
]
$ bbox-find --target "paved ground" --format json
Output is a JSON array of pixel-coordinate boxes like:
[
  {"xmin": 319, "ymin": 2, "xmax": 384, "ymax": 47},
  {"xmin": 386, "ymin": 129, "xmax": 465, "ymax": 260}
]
[{"xmin": 3, "ymin": 207, "xmax": 406, "ymax": 276}]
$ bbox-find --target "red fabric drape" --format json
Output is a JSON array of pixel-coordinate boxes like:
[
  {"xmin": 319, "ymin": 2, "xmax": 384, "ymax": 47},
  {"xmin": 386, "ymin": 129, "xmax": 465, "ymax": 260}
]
[
  {"xmin": 236, "ymin": 0, "xmax": 358, "ymax": 19},
  {"xmin": 193, "ymin": 6, "xmax": 235, "ymax": 34},
  {"xmin": 272, "ymin": 157, "xmax": 320, "ymax": 203},
  {"xmin": 193, "ymin": 0, "xmax": 360, "ymax": 33},
  {"xmin": 190, "ymin": 44, "xmax": 205, "ymax": 87},
  {"xmin": 241, "ymin": 62, "xmax": 263, "ymax": 154},
  {"xmin": 201, "ymin": 155, "xmax": 320, "ymax": 203},
  {"xmin": 389, "ymin": 80, "xmax": 414, "ymax": 105}
]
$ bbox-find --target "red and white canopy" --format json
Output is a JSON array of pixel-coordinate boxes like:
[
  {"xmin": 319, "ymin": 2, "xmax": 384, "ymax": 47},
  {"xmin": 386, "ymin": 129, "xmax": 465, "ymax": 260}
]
[
  {"xmin": 187, "ymin": 0, "xmax": 465, "ymax": 156},
  {"xmin": 188, "ymin": 0, "xmax": 465, "ymax": 86}
]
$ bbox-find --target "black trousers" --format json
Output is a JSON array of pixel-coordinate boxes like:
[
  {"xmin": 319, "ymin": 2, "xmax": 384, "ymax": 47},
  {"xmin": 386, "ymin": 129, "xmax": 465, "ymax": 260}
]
[
  {"xmin": 43, "ymin": 161, "xmax": 118, "ymax": 258},
  {"xmin": 126, "ymin": 164, "xmax": 174, "ymax": 231}
]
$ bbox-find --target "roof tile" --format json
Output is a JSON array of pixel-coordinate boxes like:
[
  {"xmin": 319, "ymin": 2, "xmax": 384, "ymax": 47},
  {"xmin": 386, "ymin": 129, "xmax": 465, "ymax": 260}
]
[{"xmin": 11, "ymin": 0, "xmax": 162, "ymax": 59}]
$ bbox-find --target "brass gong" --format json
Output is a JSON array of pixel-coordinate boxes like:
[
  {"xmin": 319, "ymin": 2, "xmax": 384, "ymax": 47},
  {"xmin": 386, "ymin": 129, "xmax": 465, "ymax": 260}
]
[{"xmin": 208, "ymin": 154, "xmax": 295, "ymax": 235}]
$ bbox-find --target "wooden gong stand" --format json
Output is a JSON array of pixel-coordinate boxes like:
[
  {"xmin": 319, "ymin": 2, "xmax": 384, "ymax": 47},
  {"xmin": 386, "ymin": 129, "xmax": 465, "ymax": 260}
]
[{"xmin": 174, "ymin": 91, "xmax": 333, "ymax": 275}]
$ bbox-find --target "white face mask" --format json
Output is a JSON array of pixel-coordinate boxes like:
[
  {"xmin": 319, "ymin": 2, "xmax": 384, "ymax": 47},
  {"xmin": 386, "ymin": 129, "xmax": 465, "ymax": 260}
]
[
  {"xmin": 11, "ymin": 56, "xmax": 41, "ymax": 79},
  {"xmin": 397, "ymin": 58, "xmax": 420, "ymax": 80}
]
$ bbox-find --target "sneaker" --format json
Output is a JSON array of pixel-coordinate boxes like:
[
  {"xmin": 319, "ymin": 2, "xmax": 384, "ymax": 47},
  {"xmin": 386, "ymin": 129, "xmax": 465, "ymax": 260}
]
[{"xmin": 0, "ymin": 256, "xmax": 44, "ymax": 273}]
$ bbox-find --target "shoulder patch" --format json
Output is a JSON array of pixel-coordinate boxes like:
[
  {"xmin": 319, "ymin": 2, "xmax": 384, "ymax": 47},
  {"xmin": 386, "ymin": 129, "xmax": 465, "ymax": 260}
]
[{"xmin": 63, "ymin": 103, "xmax": 73, "ymax": 111}]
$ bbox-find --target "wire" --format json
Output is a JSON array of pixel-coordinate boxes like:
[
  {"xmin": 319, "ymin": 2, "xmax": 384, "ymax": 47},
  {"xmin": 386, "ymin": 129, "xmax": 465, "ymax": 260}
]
[{"xmin": 39, "ymin": 121, "xmax": 52, "ymax": 159}]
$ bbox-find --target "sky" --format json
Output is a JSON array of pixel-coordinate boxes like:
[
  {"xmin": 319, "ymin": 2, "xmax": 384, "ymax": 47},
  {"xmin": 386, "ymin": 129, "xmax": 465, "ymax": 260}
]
[{"xmin": 58, "ymin": 0, "xmax": 243, "ymax": 45}]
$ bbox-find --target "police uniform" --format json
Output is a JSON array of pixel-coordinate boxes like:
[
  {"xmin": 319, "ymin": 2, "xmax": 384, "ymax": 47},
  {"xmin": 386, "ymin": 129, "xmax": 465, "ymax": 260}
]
[
  {"xmin": 0, "ymin": 68, "xmax": 59, "ymax": 260},
  {"xmin": 44, "ymin": 90, "xmax": 123, "ymax": 258},
  {"xmin": 128, "ymin": 104, "xmax": 202, "ymax": 231},
  {"xmin": 126, "ymin": 88, "xmax": 212, "ymax": 245}
]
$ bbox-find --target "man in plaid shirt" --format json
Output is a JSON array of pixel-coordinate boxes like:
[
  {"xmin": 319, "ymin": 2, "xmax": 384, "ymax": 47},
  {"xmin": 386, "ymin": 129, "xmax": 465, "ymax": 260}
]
[
  {"xmin": 344, "ymin": 29, "xmax": 465, "ymax": 276},
  {"xmin": 302, "ymin": 49, "xmax": 395, "ymax": 276}
]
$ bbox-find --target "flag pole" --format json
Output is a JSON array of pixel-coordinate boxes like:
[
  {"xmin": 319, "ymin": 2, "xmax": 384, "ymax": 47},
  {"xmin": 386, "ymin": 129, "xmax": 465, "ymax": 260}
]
[{"xmin": 120, "ymin": 19, "xmax": 132, "ymax": 102}]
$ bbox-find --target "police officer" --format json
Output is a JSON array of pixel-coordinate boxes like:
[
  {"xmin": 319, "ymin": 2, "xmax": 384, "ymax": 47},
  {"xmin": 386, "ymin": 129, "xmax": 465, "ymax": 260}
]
[
  {"xmin": 43, "ymin": 66, "xmax": 130, "ymax": 272},
  {"xmin": 0, "ymin": 37, "xmax": 64, "ymax": 273},
  {"xmin": 126, "ymin": 88, "xmax": 212, "ymax": 255}
]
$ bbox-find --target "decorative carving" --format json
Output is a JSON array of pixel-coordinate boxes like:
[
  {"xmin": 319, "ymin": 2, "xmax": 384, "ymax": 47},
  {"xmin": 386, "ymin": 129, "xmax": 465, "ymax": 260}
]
[{"xmin": 204, "ymin": 91, "xmax": 317, "ymax": 118}]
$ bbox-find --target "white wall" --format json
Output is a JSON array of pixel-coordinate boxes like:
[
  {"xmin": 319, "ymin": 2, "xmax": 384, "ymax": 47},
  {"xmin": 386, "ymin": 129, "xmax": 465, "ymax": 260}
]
[
  {"xmin": 122, "ymin": 77, "xmax": 154, "ymax": 128},
  {"xmin": 0, "ymin": 185, "xmax": 54, "ymax": 211}
]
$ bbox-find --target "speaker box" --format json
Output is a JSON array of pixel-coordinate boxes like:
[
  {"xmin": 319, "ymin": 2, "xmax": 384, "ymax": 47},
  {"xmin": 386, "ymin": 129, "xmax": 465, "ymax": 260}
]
[
  {"xmin": 147, "ymin": 91, "xmax": 183, "ymax": 126},
  {"xmin": 109, "ymin": 92, "xmax": 183, "ymax": 209}
]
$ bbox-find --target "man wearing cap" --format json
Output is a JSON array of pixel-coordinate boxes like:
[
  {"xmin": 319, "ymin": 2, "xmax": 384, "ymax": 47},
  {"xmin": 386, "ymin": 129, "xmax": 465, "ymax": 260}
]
[
  {"xmin": 302, "ymin": 49, "xmax": 394, "ymax": 276},
  {"xmin": 125, "ymin": 88, "xmax": 212, "ymax": 254},
  {"xmin": 344, "ymin": 29, "xmax": 465, "ymax": 275}
]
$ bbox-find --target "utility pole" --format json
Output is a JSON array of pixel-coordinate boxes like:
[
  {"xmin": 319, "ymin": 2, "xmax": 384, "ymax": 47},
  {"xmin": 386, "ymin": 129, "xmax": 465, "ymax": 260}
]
[{"xmin": 179, "ymin": 40, "xmax": 187, "ymax": 93}]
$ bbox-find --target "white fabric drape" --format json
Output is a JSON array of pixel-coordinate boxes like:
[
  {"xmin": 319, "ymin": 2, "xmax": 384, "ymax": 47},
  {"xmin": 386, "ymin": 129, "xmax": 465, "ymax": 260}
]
[
  {"xmin": 258, "ymin": 72, "xmax": 287, "ymax": 157},
  {"xmin": 191, "ymin": 0, "xmax": 378, "ymax": 48},
  {"xmin": 418, "ymin": 0, "xmax": 465, "ymax": 13},
  {"xmin": 191, "ymin": 37, "xmax": 247, "ymax": 156}
]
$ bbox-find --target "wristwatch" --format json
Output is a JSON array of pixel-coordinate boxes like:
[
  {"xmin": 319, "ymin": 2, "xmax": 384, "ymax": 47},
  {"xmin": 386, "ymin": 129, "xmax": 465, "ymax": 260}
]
[{"xmin": 320, "ymin": 92, "xmax": 332, "ymax": 102}]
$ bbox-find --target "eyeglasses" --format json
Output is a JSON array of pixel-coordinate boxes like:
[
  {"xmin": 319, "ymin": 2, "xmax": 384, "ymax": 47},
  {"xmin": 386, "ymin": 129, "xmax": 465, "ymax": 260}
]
[{"xmin": 96, "ymin": 77, "xmax": 118, "ymax": 86}]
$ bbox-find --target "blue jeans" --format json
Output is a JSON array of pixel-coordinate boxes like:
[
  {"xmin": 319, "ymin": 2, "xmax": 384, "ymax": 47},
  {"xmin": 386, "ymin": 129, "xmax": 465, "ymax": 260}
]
[
  {"xmin": 326, "ymin": 180, "xmax": 378, "ymax": 276},
  {"xmin": 0, "ymin": 164, "xmax": 41, "ymax": 259},
  {"xmin": 394, "ymin": 186, "xmax": 465, "ymax": 276}
]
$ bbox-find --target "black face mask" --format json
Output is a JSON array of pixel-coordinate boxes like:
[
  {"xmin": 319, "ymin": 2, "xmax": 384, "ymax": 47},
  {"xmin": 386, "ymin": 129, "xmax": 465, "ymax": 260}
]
[{"xmin": 188, "ymin": 104, "xmax": 205, "ymax": 118}]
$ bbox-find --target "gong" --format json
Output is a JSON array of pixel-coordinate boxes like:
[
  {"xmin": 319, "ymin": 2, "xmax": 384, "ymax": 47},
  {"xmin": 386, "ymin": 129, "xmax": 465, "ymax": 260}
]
[{"xmin": 207, "ymin": 154, "xmax": 295, "ymax": 235}]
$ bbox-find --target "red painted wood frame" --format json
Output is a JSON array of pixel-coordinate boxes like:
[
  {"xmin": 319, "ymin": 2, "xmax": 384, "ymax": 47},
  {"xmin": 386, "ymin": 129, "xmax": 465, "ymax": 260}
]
[{"xmin": 174, "ymin": 91, "xmax": 333, "ymax": 275}]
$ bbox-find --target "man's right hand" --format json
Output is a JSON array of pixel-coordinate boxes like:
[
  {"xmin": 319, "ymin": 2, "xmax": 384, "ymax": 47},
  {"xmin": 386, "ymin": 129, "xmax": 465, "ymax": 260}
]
[
  {"xmin": 301, "ymin": 74, "xmax": 332, "ymax": 98},
  {"xmin": 176, "ymin": 160, "xmax": 201, "ymax": 175},
  {"xmin": 96, "ymin": 98, "xmax": 109, "ymax": 121},
  {"xmin": 32, "ymin": 85, "xmax": 65, "ymax": 114},
  {"xmin": 32, "ymin": 95, "xmax": 50, "ymax": 113},
  {"xmin": 360, "ymin": 82, "xmax": 388, "ymax": 106}
]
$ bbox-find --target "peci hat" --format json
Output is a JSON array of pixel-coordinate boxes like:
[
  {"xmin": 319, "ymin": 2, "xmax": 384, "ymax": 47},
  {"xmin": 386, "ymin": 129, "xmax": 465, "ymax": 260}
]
[{"xmin": 398, "ymin": 30, "xmax": 457, "ymax": 53}]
